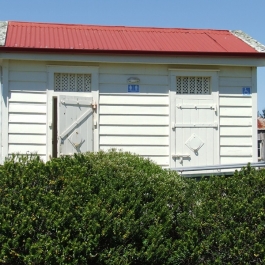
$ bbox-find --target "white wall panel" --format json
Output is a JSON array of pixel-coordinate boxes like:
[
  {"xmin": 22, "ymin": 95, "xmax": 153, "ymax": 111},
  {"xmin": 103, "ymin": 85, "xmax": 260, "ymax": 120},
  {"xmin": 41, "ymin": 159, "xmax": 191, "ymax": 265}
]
[
  {"xmin": 100, "ymin": 146, "xmax": 168, "ymax": 156},
  {"xmin": 100, "ymin": 105, "xmax": 168, "ymax": 115},
  {"xmin": 219, "ymin": 66, "xmax": 254, "ymax": 164},
  {"xmin": 100, "ymin": 94, "xmax": 168, "ymax": 105},
  {"xmin": 220, "ymin": 146, "xmax": 252, "ymax": 156},
  {"xmin": 9, "ymin": 114, "xmax": 46, "ymax": 123},
  {"xmin": 9, "ymin": 91, "xmax": 47, "ymax": 103},
  {"xmin": 100, "ymin": 115, "xmax": 168, "ymax": 125},
  {"xmin": 220, "ymin": 137, "xmax": 252, "ymax": 146},
  {"xmin": 220, "ymin": 127, "xmax": 252, "ymax": 136},
  {"xmin": 9, "ymin": 81, "xmax": 46, "ymax": 91},
  {"xmin": 8, "ymin": 61, "xmax": 47, "ymax": 159},
  {"xmin": 100, "ymin": 136, "xmax": 168, "ymax": 145},
  {"xmin": 99, "ymin": 84, "xmax": 169, "ymax": 94},
  {"xmin": 219, "ymin": 87, "xmax": 248, "ymax": 95},
  {"xmin": 9, "ymin": 144, "xmax": 46, "ymax": 154},
  {"xmin": 9, "ymin": 103, "xmax": 46, "ymax": 114},
  {"xmin": 9, "ymin": 134, "xmax": 46, "ymax": 144},
  {"xmin": 99, "ymin": 66, "xmax": 169, "ymax": 167},
  {"xmin": 145, "ymin": 156, "xmax": 169, "ymax": 167},
  {"xmin": 219, "ymin": 97, "xmax": 252, "ymax": 107},
  {"xmin": 220, "ymin": 117, "xmax": 252, "ymax": 126},
  {"xmin": 219, "ymin": 67, "xmax": 252, "ymax": 77},
  {"xmin": 9, "ymin": 124, "xmax": 46, "ymax": 134},
  {"xmin": 100, "ymin": 125, "xmax": 168, "ymax": 136},
  {"xmin": 9, "ymin": 71, "xmax": 47, "ymax": 82},
  {"xmin": 99, "ymin": 67, "xmax": 170, "ymax": 167},
  {"xmin": 220, "ymin": 107, "xmax": 252, "ymax": 117},
  {"xmin": 220, "ymin": 156, "xmax": 252, "ymax": 164},
  {"xmin": 100, "ymin": 74, "xmax": 168, "ymax": 85},
  {"xmin": 9, "ymin": 60, "xmax": 47, "ymax": 72},
  {"xmin": 99, "ymin": 64, "xmax": 169, "ymax": 75},
  {"xmin": 219, "ymin": 77, "xmax": 252, "ymax": 87}
]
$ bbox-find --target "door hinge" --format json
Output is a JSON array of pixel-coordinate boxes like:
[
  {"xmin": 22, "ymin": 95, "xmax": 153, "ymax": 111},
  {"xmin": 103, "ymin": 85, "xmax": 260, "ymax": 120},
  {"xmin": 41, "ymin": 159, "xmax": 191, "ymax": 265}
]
[
  {"xmin": 177, "ymin": 104, "xmax": 217, "ymax": 110},
  {"xmin": 172, "ymin": 123, "xmax": 218, "ymax": 128},
  {"xmin": 92, "ymin": 101, "xmax": 97, "ymax": 110}
]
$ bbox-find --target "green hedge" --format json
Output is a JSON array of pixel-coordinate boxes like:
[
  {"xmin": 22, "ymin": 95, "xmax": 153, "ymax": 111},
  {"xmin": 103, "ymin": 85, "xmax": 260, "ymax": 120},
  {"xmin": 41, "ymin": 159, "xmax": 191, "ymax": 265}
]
[{"xmin": 0, "ymin": 151, "xmax": 265, "ymax": 264}]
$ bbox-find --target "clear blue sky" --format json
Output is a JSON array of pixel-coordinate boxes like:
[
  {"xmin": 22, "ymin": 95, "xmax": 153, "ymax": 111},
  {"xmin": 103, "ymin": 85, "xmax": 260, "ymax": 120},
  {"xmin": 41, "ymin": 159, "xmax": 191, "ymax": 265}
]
[{"xmin": 1, "ymin": 0, "xmax": 265, "ymax": 112}]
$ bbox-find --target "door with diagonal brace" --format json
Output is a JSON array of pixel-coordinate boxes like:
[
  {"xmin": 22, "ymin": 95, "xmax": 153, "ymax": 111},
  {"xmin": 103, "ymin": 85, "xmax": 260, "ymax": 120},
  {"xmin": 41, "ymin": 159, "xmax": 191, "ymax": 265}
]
[{"xmin": 58, "ymin": 95, "xmax": 93, "ymax": 156}]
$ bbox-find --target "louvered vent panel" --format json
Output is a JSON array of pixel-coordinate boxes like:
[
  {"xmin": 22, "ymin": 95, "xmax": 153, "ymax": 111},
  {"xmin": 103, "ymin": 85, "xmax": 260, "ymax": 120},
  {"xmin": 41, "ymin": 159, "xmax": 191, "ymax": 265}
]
[
  {"xmin": 54, "ymin": 73, "xmax": 91, "ymax": 92},
  {"xmin": 176, "ymin": 77, "xmax": 210, "ymax": 94}
]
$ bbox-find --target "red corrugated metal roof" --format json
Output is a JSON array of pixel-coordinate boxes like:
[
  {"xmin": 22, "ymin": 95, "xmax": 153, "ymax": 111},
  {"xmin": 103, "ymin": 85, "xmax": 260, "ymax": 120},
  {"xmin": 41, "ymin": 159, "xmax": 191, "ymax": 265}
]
[{"xmin": 2, "ymin": 21, "xmax": 263, "ymax": 55}]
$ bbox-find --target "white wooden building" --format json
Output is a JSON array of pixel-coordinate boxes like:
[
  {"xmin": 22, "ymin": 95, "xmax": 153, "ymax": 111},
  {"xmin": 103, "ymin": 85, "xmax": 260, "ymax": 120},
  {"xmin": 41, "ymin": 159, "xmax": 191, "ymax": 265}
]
[{"xmin": 0, "ymin": 21, "xmax": 265, "ymax": 168}]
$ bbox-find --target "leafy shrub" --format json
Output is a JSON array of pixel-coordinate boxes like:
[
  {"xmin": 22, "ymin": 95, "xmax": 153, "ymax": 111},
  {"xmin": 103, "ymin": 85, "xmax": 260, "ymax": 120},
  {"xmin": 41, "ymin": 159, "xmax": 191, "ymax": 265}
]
[
  {"xmin": 185, "ymin": 165, "xmax": 265, "ymax": 265},
  {"xmin": 0, "ymin": 151, "xmax": 185, "ymax": 264},
  {"xmin": 1, "ymin": 152, "xmax": 265, "ymax": 264}
]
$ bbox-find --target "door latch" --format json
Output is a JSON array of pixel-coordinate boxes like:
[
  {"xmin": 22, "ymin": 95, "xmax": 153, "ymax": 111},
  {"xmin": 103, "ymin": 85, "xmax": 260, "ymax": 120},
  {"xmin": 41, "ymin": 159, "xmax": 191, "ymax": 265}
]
[{"xmin": 172, "ymin": 154, "xmax": 191, "ymax": 163}]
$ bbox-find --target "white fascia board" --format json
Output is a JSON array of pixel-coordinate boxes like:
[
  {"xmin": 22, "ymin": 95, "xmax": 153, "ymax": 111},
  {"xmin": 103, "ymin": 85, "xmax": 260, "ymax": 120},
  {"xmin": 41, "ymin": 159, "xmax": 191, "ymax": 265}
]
[
  {"xmin": 0, "ymin": 21, "xmax": 8, "ymax": 46},
  {"xmin": 231, "ymin": 30, "xmax": 265, "ymax": 53},
  {"xmin": 1, "ymin": 52, "xmax": 265, "ymax": 67}
]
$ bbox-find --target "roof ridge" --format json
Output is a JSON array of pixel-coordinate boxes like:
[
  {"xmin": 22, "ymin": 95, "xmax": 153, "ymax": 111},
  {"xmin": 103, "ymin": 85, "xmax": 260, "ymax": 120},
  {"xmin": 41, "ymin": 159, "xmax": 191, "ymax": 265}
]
[
  {"xmin": 8, "ymin": 21, "xmax": 231, "ymax": 32},
  {"xmin": 0, "ymin": 21, "xmax": 8, "ymax": 46}
]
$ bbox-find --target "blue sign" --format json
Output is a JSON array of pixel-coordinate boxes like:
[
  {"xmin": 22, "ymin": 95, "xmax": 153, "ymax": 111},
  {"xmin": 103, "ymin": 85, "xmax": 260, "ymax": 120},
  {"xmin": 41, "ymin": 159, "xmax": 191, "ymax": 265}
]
[
  {"xmin": 242, "ymin": 87, "xmax": 251, "ymax": 96},
  {"xmin": 128, "ymin": 85, "xmax": 140, "ymax": 93}
]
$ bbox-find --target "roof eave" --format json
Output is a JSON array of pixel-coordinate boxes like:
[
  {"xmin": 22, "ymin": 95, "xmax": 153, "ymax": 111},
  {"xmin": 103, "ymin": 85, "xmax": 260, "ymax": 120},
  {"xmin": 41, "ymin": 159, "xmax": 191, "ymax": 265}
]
[{"xmin": 1, "ymin": 47, "xmax": 265, "ymax": 58}]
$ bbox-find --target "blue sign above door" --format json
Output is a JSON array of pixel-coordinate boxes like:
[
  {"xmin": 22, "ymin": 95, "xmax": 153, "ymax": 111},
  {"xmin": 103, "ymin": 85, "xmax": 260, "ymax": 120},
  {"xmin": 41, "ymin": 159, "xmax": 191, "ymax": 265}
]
[{"xmin": 128, "ymin": 85, "xmax": 140, "ymax": 93}]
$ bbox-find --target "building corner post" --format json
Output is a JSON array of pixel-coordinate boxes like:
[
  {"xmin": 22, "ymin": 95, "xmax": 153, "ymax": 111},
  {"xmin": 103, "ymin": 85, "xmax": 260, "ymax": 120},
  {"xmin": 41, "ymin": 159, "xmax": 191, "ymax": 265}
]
[
  {"xmin": 1, "ymin": 60, "xmax": 9, "ymax": 163},
  {"xmin": 252, "ymin": 67, "xmax": 258, "ymax": 162}
]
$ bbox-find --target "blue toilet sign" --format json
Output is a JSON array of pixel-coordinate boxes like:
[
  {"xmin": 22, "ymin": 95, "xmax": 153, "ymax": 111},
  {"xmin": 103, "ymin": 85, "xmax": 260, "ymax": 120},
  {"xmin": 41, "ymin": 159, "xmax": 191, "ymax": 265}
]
[
  {"xmin": 128, "ymin": 85, "xmax": 140, "ymax": 93},
  {"xmin": 242, "ymin": 87, "xmax": 251, "ymax": 96}
]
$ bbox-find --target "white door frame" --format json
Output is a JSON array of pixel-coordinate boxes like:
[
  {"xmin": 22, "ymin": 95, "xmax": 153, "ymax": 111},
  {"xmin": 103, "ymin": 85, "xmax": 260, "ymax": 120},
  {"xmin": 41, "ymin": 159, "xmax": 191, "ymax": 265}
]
[
  {"xmin": 46, "ymin": 66, "xmax": 99, "ymax": 160},
  {"xmin": 169, "ymin": 69, "xmax": 220, "ymax": 168}
]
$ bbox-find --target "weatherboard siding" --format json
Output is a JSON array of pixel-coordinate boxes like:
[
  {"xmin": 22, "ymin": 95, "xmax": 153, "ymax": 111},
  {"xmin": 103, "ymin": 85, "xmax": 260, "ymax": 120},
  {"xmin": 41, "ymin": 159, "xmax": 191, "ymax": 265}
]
[
  {"xmin": 8, "ymin": 60, "xmax": 47, "ymax": 160},
  {"xmin": 98, "ymin": 65, "xmax": 170, "ymax": 167},
  {"xmin": 4, "ymin": 61, "xmax": 257, "ymax": 167},
  {"xmin": 219, "ymin": 67, "xmax": 253, "ymax": 164},
  {"xmin": 99, "ymin": 94, "xmax": 170, "ymax": 167}
]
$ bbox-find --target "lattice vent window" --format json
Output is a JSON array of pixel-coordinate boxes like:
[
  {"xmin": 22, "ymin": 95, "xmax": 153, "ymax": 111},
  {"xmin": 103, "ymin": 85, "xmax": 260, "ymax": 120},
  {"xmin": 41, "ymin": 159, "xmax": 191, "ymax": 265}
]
[
  {"xmin": 176, "ymin": 76, "xmax": 210, "ymax": 94},
  {"xmin": 54, "ymin": 73, "xmax": 91, "ymax": 92}
]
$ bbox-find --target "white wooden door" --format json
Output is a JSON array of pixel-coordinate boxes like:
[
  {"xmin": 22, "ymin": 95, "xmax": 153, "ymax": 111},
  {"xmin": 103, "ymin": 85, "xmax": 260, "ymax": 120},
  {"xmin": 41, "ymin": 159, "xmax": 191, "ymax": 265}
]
[
  {"xmin": 173, "ymin": 97, "xmax": 218, "ymax": 166},
  {"xmin": 58, "ymin": 95, "xmax": 93, "ymax": 156}
]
